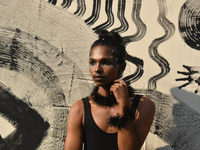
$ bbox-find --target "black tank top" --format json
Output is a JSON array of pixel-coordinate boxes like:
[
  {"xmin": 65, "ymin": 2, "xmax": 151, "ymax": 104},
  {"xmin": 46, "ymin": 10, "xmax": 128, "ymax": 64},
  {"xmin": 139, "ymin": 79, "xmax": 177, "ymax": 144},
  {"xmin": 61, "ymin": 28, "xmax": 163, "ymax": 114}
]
[{"xmin": 82, "ymin": 95, "xmax": 142, "ymax": 150}]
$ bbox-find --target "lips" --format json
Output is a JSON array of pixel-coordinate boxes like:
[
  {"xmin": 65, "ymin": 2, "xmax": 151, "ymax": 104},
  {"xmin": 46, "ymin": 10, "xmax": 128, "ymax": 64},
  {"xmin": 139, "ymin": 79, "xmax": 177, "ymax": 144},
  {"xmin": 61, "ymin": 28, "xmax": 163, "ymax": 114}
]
[{"xmin": 93, "ymin": 75, "xmax": 106, "ymax": 81}]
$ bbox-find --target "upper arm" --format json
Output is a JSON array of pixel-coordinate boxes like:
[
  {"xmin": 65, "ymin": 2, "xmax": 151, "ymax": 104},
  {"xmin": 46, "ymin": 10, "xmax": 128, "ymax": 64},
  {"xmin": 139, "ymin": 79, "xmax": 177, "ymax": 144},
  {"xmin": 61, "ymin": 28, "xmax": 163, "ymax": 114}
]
[
  {"xmin": 133, "ymin": 96, "xmax": 155, "ymax": 148},
  {"xmin": 64, "ymin": 100, "xmax": 84, "ymax": 150}
]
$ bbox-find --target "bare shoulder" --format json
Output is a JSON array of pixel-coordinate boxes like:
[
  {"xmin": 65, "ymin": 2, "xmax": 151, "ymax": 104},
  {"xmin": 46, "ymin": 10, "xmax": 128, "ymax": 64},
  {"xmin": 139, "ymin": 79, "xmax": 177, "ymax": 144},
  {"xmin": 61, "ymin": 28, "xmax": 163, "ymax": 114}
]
[
  {"xmin": 68, "ymin": 99, "xmax": 84, "ymax": 118},
  {"xmin": 138, "ymin": 96, "xmax": 155, "ymax": 116},
  {"xmin": 140, "ymin": 96, "xmax": 155, "ymax": 108},
  {"xmin": 65, "ymin": 99, "xmax": 85, "ymax": 149},
  {"xmin": 132, "ymin": 96, "xmax": 155, "ymax": 148}
]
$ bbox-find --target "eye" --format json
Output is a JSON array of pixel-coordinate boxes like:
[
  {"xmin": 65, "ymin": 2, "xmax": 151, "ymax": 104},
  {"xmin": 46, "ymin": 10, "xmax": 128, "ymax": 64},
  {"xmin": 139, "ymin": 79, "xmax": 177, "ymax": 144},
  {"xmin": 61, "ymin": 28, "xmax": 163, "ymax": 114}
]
[
  {"xmin": 102, "ymin": 61, "xmax": 112, "ymax": 66},
  {"xmin": 89, "ymin": 60, "xmax": 96, "ymax": 66}
]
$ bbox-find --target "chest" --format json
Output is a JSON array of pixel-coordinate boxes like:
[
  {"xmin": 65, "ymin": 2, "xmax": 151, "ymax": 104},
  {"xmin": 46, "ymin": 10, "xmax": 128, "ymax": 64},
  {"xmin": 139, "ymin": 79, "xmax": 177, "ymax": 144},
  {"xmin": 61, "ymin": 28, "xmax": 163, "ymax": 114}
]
[{"xmin": 90, "ymin": 104, "xmax": 119, "ymax": 133}]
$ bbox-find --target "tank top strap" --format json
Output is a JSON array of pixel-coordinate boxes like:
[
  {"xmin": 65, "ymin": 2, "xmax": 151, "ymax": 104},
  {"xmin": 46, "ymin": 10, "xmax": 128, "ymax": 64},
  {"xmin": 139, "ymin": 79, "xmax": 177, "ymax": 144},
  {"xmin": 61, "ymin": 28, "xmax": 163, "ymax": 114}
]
[
  {"xmin": 131, "ymin": 94, "xmax": 142, "ymax": 109},
  {"xmin": 82, "ymin": 97, "xmax": 90, "ymax": 112},
  {"xmin": 82, "ymin": 97, "xmax": 94, "ymax": 127}
]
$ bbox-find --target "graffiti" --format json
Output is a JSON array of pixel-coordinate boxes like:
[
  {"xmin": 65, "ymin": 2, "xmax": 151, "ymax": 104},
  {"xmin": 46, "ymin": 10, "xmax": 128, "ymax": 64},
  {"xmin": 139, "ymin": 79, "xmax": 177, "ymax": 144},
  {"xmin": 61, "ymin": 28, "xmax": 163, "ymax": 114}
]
[
  {"xmin": 0, "ymin": 86, "xmax": 49, "ymax": 150},
  {"xmin": 85, "ymin": 0, "xmax": 101, "ymax": 26},
  {"xmin": 0, "ymin": 0, "xmax": 199, "ymax": 149},
  {"xmin": 176, "ymin": 65, "xmax": 200, "ymax": 94},
  {"xmin": 122, "ymin": 0, "xmax": 146, "ymax": 45},
  {"xmin": 92, "ymin": 0, "xmax": 114, "ymax": 33},
  {"xmin": 134, "ymin": 89, "xmax": 200, "ymax": 150},
  {"xmin": 148, "ymin": 0, "xmax": 175, "ymax": 90},
  {"xmin": 111, "ymin": 0, "xmax": 129, "ymax": 34},
  {"xmin": 0, "ymin": 26, "xmax": 70, "ymax": 149},
  {"xmin": 0, "ymin": 0, "xmax": 96, "ymax": 149},
  {"xmin": 179, "ymin": 0, "xmax": 200, "ymax": 51},
  {"xmin": 48, "ymin": 0, "xmax": 147, "ymax": 84}
]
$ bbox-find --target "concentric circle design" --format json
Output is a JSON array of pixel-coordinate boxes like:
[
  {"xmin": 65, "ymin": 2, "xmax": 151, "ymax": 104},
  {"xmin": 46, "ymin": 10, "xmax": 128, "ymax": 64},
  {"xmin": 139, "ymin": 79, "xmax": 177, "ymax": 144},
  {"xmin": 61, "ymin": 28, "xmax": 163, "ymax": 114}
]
[
  {"xmin": 179, "ymin": 0, "xmax": 200, "ymax": 50},
  {"xmin": 0, "ymin": 0, "xmax": 96, "ymax": 149}
]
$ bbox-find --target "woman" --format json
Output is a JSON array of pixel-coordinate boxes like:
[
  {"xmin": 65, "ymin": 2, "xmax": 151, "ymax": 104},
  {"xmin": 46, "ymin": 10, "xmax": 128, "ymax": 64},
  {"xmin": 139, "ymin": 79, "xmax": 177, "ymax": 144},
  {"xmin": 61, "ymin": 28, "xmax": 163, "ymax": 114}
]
[{"xmin": 64, "ymin": 30, "xmax": 155, "ymax": 150}]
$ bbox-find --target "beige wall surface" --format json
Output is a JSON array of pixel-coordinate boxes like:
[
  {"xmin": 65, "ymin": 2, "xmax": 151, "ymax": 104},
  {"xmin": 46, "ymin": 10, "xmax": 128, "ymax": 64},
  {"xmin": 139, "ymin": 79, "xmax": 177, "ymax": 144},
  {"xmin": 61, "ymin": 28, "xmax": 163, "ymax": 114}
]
[{"xmin": 0, "ymin": 0, "xmax": 199, "ymax": 149}]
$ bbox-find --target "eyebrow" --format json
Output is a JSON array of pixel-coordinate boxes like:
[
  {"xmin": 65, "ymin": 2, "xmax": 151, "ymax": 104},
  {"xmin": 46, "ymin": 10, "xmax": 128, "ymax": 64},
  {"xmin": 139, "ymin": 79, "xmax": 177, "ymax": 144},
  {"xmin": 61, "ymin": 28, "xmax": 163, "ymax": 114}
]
[{"xmin": 89, "ymin": 58, "xmax": 113, "ymax": 61}]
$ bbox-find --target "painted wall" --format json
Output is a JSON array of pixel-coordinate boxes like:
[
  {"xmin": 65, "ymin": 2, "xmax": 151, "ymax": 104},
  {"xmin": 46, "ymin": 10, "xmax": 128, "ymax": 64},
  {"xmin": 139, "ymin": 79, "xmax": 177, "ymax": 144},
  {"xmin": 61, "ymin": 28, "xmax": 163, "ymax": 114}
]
[{"xmin": 0, "ymin": 0, "xmax": 199, "ymax": 149}]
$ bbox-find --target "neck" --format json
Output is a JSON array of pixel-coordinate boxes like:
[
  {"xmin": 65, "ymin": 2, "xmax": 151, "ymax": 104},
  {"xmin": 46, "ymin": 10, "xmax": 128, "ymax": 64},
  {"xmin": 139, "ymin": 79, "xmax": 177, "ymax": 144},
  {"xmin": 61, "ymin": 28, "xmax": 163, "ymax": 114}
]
[
  {"xmin": 90, "ymin": 85, "xmax": 134, "ymax": 107},
  {"xmin": 98, "ymin": 86, "xmax": 111, "ymax": 97},
  {"xmin": 90, "ymin": 86, "xmax": 117, "ymax": 107}
]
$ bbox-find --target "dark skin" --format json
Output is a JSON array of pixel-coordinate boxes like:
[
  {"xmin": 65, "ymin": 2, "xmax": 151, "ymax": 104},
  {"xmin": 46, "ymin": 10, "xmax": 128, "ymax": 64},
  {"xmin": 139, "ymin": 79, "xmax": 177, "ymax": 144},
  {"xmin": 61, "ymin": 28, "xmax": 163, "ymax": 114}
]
[{"xmin": 64, "ymin": 45, "xmax": 155, "ymax": 150}]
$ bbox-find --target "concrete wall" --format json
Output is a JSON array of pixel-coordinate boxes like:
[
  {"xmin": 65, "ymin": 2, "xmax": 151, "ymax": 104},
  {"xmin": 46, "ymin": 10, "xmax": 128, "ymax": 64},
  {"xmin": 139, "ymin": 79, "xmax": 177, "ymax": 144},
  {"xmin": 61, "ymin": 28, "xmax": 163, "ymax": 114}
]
[{"xmin": 0, "ymin": 0, "xmax": 199, "ymax": 149}]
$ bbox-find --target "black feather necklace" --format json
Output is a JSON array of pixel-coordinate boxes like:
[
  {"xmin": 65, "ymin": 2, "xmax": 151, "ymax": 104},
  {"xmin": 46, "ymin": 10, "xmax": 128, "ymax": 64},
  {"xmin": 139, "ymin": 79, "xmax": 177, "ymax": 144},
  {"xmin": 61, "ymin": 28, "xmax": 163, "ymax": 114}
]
[{"xmin": 91, "ymin": 86, "xmax": 134, "ymax": 107}]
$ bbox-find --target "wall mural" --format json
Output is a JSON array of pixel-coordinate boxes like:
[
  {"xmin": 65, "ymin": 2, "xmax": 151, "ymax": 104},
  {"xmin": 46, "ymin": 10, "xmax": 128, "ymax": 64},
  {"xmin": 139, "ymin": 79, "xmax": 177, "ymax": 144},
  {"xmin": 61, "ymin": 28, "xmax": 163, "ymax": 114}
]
[{"xmin": 0, "ymin": 0, "xmax": 199, "ymax": 149}]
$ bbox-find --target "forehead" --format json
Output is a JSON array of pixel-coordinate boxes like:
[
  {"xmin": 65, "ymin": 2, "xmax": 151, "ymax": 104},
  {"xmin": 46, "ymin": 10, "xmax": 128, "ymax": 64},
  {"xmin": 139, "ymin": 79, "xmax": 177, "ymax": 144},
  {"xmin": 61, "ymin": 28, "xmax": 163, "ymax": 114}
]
[{"xmin": 90, "ymin": 45, "xmax": 113, "ymax": 58}]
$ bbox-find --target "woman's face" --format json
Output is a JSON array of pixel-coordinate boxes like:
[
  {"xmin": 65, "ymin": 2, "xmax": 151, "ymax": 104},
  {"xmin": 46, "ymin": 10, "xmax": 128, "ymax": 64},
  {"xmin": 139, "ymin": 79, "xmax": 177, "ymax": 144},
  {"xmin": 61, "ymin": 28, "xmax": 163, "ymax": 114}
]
[{"xmin": 89, "ymin": 45, "xmax": 121, "ymax": 87}]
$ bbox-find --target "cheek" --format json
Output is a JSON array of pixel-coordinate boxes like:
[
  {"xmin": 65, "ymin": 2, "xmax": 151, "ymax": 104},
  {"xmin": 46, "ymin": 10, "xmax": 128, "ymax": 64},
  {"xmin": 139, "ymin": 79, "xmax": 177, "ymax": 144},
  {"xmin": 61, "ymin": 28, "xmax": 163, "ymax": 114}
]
[
  {"xmin": 89, "ymin": 66, "xmax": 93, "ymax": 74},
  {"xmin": 107, "ymin": 69, "xmax": 119, "ymax": 77}
]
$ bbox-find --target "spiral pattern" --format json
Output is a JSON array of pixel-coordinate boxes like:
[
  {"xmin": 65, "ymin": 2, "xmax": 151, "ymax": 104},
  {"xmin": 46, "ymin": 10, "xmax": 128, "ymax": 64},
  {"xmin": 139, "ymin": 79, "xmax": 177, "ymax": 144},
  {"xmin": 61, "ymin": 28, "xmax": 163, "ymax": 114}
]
[{"xmin": 179, "ymin": 0, "xmax": 200, "ymax": 51}]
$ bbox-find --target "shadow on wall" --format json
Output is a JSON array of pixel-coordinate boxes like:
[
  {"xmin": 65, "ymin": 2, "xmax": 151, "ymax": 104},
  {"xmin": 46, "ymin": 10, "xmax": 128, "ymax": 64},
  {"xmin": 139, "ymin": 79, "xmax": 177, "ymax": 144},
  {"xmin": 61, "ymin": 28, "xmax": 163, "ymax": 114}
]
[
  {"xmin": 171, "ymin": 87, "xmax": 200, "ymax": 114},
  {"xmin": 156, "ymin": 145, "xmax": 174, "ymax": 150},
  {"xmin": 135, "ymin": 87, "xmax": 200, "ymax": 150},
  {"xmin": 170, "ymin": 88, "xmax": 200, "ymax": 149}
]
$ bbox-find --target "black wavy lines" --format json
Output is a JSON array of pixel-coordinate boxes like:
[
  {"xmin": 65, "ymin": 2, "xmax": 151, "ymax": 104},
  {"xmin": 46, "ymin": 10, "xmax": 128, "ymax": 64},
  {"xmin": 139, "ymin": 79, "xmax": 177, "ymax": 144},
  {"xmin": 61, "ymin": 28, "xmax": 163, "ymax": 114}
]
[
  {"xmin": 48, "ymin": 0, "xmax": 57, "ymax": 5},
  {"xmin": 85, "ymin": 0, "xmax": 101, "ymax": 26},
  {"xmin": 122, "ymin": 0, "xmax": 146, "ymax": 84},
  {"xmin": 111, "ymin": 0, "xmax": 129, "ymax": 34},
  {"xmin": 61, "ymin": 0, "xmax": 72, "ymax": 9},
  {"xmin": 48, "ymin": 0, "xmax": 72, "ymax": 8},
  {"xmin": 148, "ymin": 0, "xmax": 175, "ymax": 90},
  {"xmin": 122, "ymin": 0, "xmax": 146, "ymax": 46},
  {"xmin": 93, "ymin": 0, "xmax": 114, "ymax": 33},
  {"xmin": 74, "ymin": 0, "xmax": 86, "ymax": 16},
  {"xmin": 123, "ymin": 54, "xmax": 144, "ymax": 85}
]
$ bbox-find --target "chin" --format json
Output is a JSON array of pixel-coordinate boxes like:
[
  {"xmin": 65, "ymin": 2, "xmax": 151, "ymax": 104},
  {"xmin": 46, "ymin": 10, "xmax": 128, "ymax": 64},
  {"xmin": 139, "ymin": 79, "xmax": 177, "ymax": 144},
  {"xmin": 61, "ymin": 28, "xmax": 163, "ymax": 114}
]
[
  {"xmin": 94, "ymin": 82, "xmax": 105, "ymax": 87},
  {"xmin": 94, "ymin": 81, "xmax": 113, "ymax": 87}
]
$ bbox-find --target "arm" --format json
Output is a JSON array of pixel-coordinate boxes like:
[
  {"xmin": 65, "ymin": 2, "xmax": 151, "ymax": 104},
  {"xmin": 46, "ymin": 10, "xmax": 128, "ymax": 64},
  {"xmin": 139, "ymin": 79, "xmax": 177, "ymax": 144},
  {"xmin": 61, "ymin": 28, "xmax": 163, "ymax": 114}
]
[
  {"xmin": 117, "ymin": 96, "xmax": 155, "ymax": 150},
  {"xmin": 64, "ymin": 100, "xmax": 84, "ymax": 150},
  {"xmin": 132, "ymin": 96, "xmax": 155, "ymax": 148},
  {"xmin": 110, "ymin": 80, "xmax": 155, "ymax": 150}
]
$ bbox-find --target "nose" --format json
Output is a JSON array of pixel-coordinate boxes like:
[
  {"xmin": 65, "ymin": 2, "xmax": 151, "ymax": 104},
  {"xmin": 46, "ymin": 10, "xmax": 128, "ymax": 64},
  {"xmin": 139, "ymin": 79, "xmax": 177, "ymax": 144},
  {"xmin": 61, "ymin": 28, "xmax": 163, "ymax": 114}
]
[{"xmin": 95, "ymin": 63, "xmax": 103, "ymax": 73}]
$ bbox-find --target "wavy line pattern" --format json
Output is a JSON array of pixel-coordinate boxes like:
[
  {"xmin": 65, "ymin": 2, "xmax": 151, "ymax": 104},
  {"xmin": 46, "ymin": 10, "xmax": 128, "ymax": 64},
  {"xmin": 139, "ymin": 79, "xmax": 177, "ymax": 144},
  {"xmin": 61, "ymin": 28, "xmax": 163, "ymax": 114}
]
[
  {"xmin": 121, "ymin": 0, "xmax": 146, "ymax": 84},
  {"xmin": 147, "ymin": 0, "xmax": 175, "ymax": 90},
  {"xmin": 48, "ymin": 0, "xmax": 57, "ymax": 5},
  {"xmin": 74, "ymin": 0, "xmax": 86, "ymax": 16},
  {"xmin": 61, "ymin": 0, "xmax": 72, "ymax": 9},
  {"xmin": 111, "ymin": 0, "xmax": 129, "ymax": 33},
  {"xmin": 123, "ymin": 54, "xmax": 144, "ymax": 85},
  {"xmin": 84, "ymin": 0, "xmax": 101, "ymax": 26},
  {"xmin": 122, "ymin": 0, "xmax": 146, "ymax": 46},
  {"xmin": 92, "ymin": 0, "xmax": 114, "ymax": 33},
  {"xmin": 47, "ymin": 0, "xmax": 146, "ymax": 83}
]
